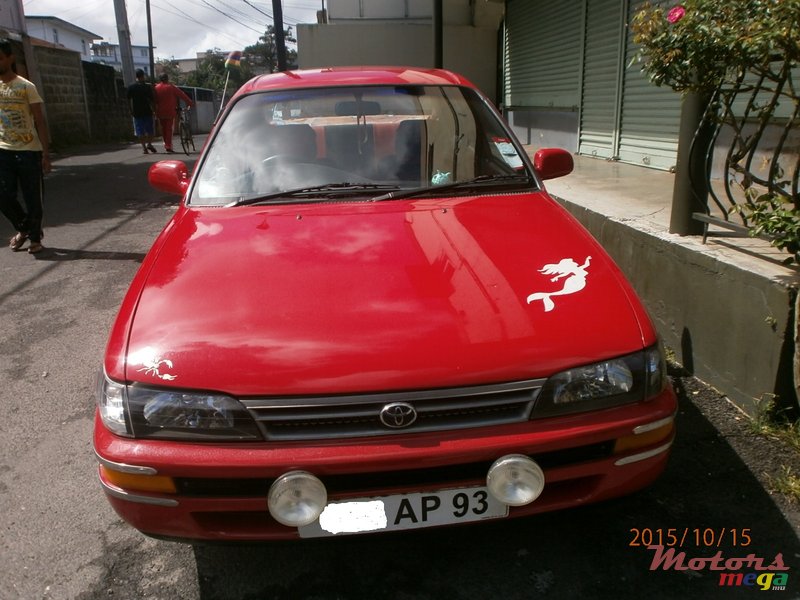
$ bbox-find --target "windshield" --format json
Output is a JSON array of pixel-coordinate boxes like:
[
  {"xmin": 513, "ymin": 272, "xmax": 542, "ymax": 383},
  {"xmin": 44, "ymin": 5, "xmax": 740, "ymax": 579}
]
[{"xmin": 190, "ymin": 85, "xmax": 533, "ymax": 206}]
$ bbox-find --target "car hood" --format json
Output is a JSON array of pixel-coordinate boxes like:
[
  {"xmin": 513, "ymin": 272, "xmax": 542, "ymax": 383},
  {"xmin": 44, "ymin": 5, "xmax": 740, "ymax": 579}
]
[{"xmin": 119, "ymin": 193, "xmax": 650, "ymax": 395}]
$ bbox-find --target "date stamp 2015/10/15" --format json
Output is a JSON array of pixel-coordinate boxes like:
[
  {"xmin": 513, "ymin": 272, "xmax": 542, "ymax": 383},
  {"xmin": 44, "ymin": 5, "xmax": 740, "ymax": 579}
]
[{"xmin": 630, "ymin": 528, "xmax": 790, "ymax": 591}]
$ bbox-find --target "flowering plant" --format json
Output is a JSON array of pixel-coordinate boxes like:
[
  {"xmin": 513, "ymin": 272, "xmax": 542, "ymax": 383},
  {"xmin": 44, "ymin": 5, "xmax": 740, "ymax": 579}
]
[
  {"xmin": 630, "ymin": 0, "xmax": 800, "ymax": 93},
  {"xmin": 631, "ymin": 0, "xmax": 800, "ymax": 263},
  {"xmin": 666, "ymin": 6, "xmax": 685, "ymax": 24}
]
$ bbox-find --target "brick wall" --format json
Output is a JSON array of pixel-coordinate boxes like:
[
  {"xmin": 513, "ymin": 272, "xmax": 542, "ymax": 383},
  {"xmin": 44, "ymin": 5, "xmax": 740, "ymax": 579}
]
[{"xmin": 32, "ymin": 46, "xmax": 132, "ymax": 150}]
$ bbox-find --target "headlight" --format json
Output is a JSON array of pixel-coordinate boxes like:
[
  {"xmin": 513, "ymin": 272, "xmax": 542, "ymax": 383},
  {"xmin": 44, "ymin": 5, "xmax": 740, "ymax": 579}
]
[
  {"xmin": 95, "ymin": 373, "xmax": 261, "ymax": 440},
  {"xmin": 96, "ymin": 374, "xmax": 129, "ymax": 436},
  {"xmin": 534, "ymin": 343, "xmax": 667, "ymax": 417}
]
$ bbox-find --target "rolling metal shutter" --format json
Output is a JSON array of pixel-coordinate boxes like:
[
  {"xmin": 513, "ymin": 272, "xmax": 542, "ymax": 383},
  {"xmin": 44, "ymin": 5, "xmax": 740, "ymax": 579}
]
[
  {"xmin": 504, "ymin": 0, "xmax": 682, "ymax": 170},
  {"xmin": 578, "ymin": 0, "xmax": 624, "ymax": 159},
  {"xmin": 504, "ymin": 0, "xmax": 583, "ymax": 109},
  {"xmin": 617, "ymin": 1, "xmax": 682, "ymax": 169}
]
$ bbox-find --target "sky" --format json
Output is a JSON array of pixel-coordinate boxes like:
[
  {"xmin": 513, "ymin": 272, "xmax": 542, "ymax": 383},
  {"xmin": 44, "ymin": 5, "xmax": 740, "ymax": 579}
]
[{"xmin": 20, "ymin": 0, "xmax": 322, "ymax": 59}]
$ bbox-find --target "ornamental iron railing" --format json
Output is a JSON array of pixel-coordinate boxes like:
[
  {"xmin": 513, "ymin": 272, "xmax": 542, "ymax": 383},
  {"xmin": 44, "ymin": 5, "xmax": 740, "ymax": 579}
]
[{"xmin": 691, "ymin": 57, "xmax": 799, "ymax": 243}]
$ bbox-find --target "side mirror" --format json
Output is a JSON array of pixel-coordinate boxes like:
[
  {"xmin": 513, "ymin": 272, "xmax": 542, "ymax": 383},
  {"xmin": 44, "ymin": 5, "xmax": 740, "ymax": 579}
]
[
  {"xmin": 148, "ymin": 160, "xmax": 190, "ymax": 196},
  {"xmin": 533, "ymin": 148, "xmax": 574, "ymax": 180}
]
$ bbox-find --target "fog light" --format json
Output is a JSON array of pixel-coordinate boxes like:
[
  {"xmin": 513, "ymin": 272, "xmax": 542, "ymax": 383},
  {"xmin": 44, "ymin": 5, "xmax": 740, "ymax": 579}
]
[
  {"xmin": 268, "ymin": 471, "xmax": 328, "ymax": 527},
  {"xmin": 486, "ymin": 455, "xmax": 545, "ymax": 506}
]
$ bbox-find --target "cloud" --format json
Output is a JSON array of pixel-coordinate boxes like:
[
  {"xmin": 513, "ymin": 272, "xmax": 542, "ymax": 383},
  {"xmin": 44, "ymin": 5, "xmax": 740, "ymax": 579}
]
[{"xmin": 21, "ymin": 0, "xmax": 316, "ymax": 59}]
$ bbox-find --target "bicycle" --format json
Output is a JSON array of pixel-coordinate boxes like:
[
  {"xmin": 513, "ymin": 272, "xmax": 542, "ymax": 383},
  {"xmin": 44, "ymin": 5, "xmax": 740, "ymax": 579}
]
[{"xmin": 178, "ymin": 107, "xmax": 195, "ymax": 155}]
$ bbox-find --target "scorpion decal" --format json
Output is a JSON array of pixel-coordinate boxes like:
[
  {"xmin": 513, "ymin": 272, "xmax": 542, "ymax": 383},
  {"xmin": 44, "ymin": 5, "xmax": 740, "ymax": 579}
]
[{"xmin": 137, "ymin": 357, "xmax": 177, "ymax": 381}]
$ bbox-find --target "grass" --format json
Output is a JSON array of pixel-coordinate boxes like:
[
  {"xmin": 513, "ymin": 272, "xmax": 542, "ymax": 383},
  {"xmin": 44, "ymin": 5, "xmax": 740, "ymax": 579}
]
[
  {"xmin": 750, "ymin": 395, "xmax": 800, "ymax": 453},
  {"xmin": 665, "ymin": 350, "xmax": 800, "ymax": 502},
  {"xmin": 771, "ymin": 466, "xmax": 800, "ymax": 501},
  {"xmin": 749, "ymin": 395, "xmax": 800, "ymax": 502}
]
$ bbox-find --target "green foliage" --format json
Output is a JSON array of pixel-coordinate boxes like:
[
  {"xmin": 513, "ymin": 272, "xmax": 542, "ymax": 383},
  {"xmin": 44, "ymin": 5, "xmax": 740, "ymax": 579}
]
[
  {"xmin": 630, "ymin": 0, "xmax": 800, "ymax": 93},
  {"xmin": 244, "ymin": 26, "xmax": 298, "ymax": 74},
  {"xmin": 631, "ymin": 1, "xmax": 800, "ymax": 263},
  {"xmin": 155, "ymin": 58, "xmax": 184, "ymax": 84},
  {"xmin": 739, "ymin": 193, "xmax": 800, "ymax": 264},
  {"xmin": 182, "ymin": 26, "xmax": 296, "ymax": 96},
  {"xmin": 771, "ymin": 466, "xmax": 800, "ymax": 502},
  {"xmin": 185, "ymin": 49, "xmax": 254, "ymax": 94}
]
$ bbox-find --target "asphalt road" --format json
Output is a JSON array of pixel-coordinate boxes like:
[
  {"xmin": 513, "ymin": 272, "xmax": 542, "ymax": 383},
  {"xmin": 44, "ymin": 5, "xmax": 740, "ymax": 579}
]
[{"xmin": 1, "ymin": 142, "xmax": 798, "ymax": 600}]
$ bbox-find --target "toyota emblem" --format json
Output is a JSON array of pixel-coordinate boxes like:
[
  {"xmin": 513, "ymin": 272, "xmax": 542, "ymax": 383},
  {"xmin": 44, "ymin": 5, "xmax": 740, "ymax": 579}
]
[{"xmin": 379, "ymin": 402, "xmax": 417, "ymax": 429}]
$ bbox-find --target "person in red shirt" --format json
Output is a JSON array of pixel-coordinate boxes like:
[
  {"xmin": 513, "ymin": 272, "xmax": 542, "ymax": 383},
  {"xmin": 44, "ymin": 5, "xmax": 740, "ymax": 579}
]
[{"xmin": 154, "ymin": 73, "xmax": 193, "ymax": 153}]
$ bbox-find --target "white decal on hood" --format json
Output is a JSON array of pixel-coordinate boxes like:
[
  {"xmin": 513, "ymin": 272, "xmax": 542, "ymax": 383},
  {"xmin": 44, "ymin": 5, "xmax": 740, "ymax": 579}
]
[
  {"xmin": 527, "ymin": 256, "xmax": 592, "ymax": 312},
  {"xmin": 129, "ymin": 347, "xmax": 177, "ymax": 381}
]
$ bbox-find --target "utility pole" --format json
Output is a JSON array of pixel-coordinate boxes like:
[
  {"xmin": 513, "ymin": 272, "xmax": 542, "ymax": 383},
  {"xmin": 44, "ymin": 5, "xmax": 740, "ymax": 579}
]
[
  {"xmin": 272, "ymin": 0, "xmax": 287, "ymax": 72},
  {"xmin": 113, "ymin": 0, "xmax": 136, "ymax": 85},
  {"xmin": 146, "ymin": 0, "xmax": 156, "ymax": 82},
  {"xmin": 433, "ymin": 0, "xmax": 443, "ymax": 68}
]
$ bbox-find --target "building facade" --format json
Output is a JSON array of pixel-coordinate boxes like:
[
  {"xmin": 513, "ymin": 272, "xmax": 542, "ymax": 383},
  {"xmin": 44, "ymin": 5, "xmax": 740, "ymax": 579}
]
[
  {"xmin": 25, "ymin": 15, "xmax": 100, "ymax": 62},
  {"xmin": 298, "ymin": 0, "xmax": 504, "ymax": 101},
  {"xmin": 502, "ymin": 0, "xmax": 682, "ymax": 172},
  {"xmin": 92, "ymin": 41, "xmax": 152, "ymax": 76}
]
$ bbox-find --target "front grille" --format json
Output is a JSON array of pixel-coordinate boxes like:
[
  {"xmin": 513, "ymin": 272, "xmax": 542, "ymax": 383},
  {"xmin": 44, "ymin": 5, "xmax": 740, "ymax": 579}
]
[{"xmin": 240, "ymin": 379, "xmax": 544, "ymax": 441}]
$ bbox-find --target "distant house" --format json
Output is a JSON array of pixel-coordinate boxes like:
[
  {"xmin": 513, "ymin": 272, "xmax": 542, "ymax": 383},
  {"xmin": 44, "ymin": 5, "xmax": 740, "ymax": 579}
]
[
  {"xmin": 174, "ymin": 57, "xmax": 198, "ymax": 74},
  {"xmin": 92, "ymin": 41, "xmax": 152, "ymax": 76},
  {"xmin": 25, "ymin": 15, "xmax": 100, "ymax": 62}
]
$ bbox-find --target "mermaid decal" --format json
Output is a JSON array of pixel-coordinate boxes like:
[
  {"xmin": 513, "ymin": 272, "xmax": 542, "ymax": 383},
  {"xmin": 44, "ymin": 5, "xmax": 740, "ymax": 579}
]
[{"xmin": 527, "ymin": 256, "xmax": 592, "ymax": 312}]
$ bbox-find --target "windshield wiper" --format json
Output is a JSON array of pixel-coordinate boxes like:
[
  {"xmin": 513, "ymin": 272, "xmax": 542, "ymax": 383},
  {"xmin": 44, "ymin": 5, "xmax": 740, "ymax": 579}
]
[
  {"xmin": 229, "ymin": 183, "xmax": 401, "ymax": 207},
  {"xmin": 370, "ymin": 174, "xmax": 533, "ymax": 202}
]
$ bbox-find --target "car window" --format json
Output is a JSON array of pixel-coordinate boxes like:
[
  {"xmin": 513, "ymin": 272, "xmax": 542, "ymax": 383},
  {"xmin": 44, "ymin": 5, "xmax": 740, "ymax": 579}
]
[{"xmin": 190, "ymin": 85, "xmax": 532, "ymax": 206}]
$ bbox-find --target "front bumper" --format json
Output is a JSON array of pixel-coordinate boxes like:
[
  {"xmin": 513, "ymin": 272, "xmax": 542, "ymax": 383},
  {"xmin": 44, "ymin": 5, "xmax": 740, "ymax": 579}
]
[{"xmin": 94, "ymin": 388, "xmax": 677, "ymax": 541}]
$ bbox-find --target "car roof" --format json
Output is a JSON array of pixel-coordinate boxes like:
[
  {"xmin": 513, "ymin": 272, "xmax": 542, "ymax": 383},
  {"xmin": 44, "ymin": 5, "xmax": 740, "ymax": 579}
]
[{"xmin": 236, "ymin": 66, "xmax": 477, "ymax": 95}]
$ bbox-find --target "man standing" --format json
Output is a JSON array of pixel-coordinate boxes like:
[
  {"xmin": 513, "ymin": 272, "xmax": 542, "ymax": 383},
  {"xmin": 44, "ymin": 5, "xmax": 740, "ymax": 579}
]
[
  {"xmin": 127, "ymin": 69, "xmax": 157, "ymax": 154},
  {"xmin": 154, "ymin": 73, "xmax": 193, "ymax": 153},
  {"xmin": 0, "ymin": 39, "xmax": 51, "ymax": 255}
]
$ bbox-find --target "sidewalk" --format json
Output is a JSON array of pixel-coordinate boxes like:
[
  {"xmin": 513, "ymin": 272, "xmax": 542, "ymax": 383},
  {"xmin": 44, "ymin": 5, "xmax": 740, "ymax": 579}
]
[
  {"xmin": 529, "ymin": 149, "xmax": 799, "ymax": 415},
  {"xmin": 539, "ymin": 151, "xmax": 795, "ymax": 277}
]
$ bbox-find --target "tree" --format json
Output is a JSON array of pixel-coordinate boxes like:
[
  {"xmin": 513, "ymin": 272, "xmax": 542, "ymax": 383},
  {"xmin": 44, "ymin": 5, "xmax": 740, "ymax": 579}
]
[
  {"xmin": 244, "ymin": 26, "xmax": 298, "ymax": 74},
  {"xmin": 185, "ymin": 49, "xmax": 253, "ymax": 94},
  {"xmin": 155, "ymin": 58, "xmax": 183, "ymax": 84}
]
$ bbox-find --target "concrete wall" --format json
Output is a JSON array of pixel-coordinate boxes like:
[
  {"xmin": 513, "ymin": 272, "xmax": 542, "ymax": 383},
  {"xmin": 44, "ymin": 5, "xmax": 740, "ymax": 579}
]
[
  {"xmin": 559, "ymin": 200, "xmax": 798, "ymax": 415},
  {"xmin": 297, "ymin": 23, "xmax": 499, "ymax": 101},
  {"xmin": 82, "ymin": 61, "xmax": 132, "ymax": 142},
  {"xmin": 0, "ymin": 0, "xmax": 24, "ymax": 31},
  {"xmin": 33, "ymin": 45, "xmax": 91, "ymax": 147},
  {"xmin": 32, "ymin": 45, "xmax": 131, "ymax": 149},
  {"xmin": 327, "ymin": 0, "xmax": 504, "ymax": 27}
]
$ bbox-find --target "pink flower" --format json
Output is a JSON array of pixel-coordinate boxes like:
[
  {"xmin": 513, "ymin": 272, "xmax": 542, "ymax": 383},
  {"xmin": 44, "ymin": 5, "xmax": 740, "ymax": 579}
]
[{"xmin": 667, "ymin": 6, "xmax": 686, "ymax": 23}]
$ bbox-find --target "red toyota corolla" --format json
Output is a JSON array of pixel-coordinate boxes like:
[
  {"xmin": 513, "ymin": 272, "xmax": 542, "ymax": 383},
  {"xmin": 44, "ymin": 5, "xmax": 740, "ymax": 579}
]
[{"xmin": 94, "ymin": 67, "xmax": 677, "ymax": 542}]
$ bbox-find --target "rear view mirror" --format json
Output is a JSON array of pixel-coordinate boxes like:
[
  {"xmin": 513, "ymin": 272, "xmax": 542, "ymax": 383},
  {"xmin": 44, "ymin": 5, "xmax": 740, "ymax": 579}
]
[
  {"xmin": 148, "ymin": 160, "xmax": 190, "ymax": 196},
  {"xmin": 533, "ymin": 148, "xmax": 574, "ymax": 180},
  {"xmin": 335, "ymin": 101, "xmax": 381, "ymax": 116}
]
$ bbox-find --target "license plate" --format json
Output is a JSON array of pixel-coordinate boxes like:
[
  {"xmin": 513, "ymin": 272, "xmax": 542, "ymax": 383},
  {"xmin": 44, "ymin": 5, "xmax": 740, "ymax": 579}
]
[{"xmin": 298, "ymin": 486, "xmax": 508, "ymax": 538}]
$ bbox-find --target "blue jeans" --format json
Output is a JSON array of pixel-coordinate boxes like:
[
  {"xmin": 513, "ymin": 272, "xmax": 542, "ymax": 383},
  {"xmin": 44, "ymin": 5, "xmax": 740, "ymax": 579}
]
[{"xmin": 0, "ymin": 149, "xmax": 44, "ymax": 243}]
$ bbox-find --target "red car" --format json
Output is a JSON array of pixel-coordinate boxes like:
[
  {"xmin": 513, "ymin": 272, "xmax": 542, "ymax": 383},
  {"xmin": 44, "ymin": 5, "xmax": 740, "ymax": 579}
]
[{"xmin": 94, "ymin": 67, "xmax": 677, "ymax": 542}]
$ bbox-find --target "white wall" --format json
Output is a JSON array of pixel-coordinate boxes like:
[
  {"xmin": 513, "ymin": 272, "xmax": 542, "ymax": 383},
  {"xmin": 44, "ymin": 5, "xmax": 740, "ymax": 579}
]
[
  {"xmin": 297, "ymin": 23, "xmax": 499, "ymax": 101},
  {"xmin": 25, "ymin": 18, "xmax": 94, "ymax": 61},
  {"xmin": 327, "ymin": 0, "xmax": 502, "ymax": 27}
]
